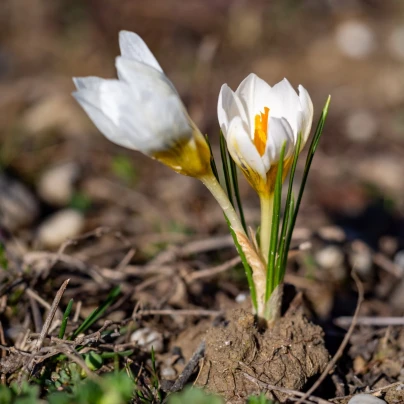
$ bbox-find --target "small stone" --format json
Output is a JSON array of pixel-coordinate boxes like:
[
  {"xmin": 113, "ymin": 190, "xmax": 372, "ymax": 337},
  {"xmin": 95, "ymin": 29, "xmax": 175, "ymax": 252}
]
[
  {"xmin": 235, "ymin": 293, "xmax": 248, "ymax": 303},
  {"xmin": 37, "ymin": 209, "xmax": 84, "ymax": 248},
  {"xmin": 130, "ymin": 328, "xmax": 163, "ymax": 353},
  {"xmin": 353, "ymin": 355, "xmax": 367, "ymax": 374},
  {"xmin": 387, "ymin": 26, "xmax": 404, "ymax": 62},
  {"xmin": 21, "ymin": 94, "xmax": 87, "ymax": 137},
  {"xmin": 349, "ymin": 241, "xmax": 373, "ymax": 278},
  {"xmin": 345, "ymin": 110, "xmax": 378, "ymax": 142},
  {"xmin": 348, "ymin": 394, "xmax": 386, "ymax": 404},
  {"xmin": 379, "ymin": 236, "xmax": 398, "ymax": 256},
  {"xmin": 357, "ymin": 156, "xmax": 403, "ymax": 195},
  {"xmin": 38, "ymin": 162, "xmax": 79, "ymax": 206},
  {"xmin": 315, "ymin": 246, "xmax": 344, "ymax": 269},
  {"xmin": 160, "ymin": 367, "xmax": 176, "ymax": 379},
  {"xmin": 335, "ymin": 20, "xmax": 375, "ymax": 59},
  {"xmin": 394, "ymin": 250, "xmax": 404, "ymax": 275},
  {"xmin": 0, "ymin": 174, "xmax": 39, "ymax": 231},
  {"xmin": 317, "ymin": 226, "xmax": 346, "ymax": 242}
]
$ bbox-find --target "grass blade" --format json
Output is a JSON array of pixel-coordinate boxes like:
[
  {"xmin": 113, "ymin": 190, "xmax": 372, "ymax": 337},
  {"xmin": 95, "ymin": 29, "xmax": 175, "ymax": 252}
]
[
  {"xmin": 282, "ymin": 96, "xmax": 331, "ymax": 271},
  {"xmin": 219, "ymin": 132, "xmax": 234, "ymax": 206},
  {"xmin": 220, "ymin": 130, "xmax": 247, "ymax": 232},
  {"xmin": 228, "ymin": 156, "xmax": 247, "ymax": 232},
  {"xmin": 265, "ymin": 143, "xmax": 286, "ymax": 301},
  {"xmin": 205, "ymin": 135, "xmax": 219, "ymax": 181},
  {"xmin": 72, "ymin": 286, "xmax": 121, "ymax": 339},
  {"xmin": 276, "ymin": 134, "xmax": 302, "ymax": 284},
  {"xmin": 58, "ymin": 298, "xmax": 73, "ymax": 339}
]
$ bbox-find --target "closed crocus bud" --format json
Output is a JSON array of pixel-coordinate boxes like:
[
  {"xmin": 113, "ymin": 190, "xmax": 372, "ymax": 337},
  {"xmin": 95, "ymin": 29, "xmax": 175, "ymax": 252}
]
[
  {"xmin": 73, "ymin": 31, "xmax": 211, "ymax": 177},
  {"xmin": 218, "ymin": 73, "xmax": 313, "ymax": 195}
]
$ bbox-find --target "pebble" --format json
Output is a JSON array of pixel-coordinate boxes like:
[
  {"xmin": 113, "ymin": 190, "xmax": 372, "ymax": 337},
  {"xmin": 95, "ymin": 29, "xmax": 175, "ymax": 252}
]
[
  {"xmin": 130, "ymin": 327, "xmax": 163, "ymax": 353},
  {"xmin": 394, "ymin": 250, "xmax": 404, "ymax": 275},
  {"xmin": 387, "ymin": 26, "xmax": 404, "ymax": 62},
  {"xmin": 335, "ymin": 20, "xmax": 375, "ymax": 59},
  {"xmin": 37, "ymin": 209, "xmax": 84, "ymax": 248},
  {"xmin": 21, "ymin": 94, "xmax": 87, "ymax": 137},
  {"xmin": 0, "ymin": 174, "xmax": 39, "ymax": 231},
  {"xmin": 315, "ymin": 245, "xmax": 344, "ymax": 269},
  {"xmin": 317, "ymin": 226, "xmax": 346, "ymax": 242},
  {"xmin": 345, "ymin": 110, "xmax": 378, "ymax": 142},
  {"xmin": 379, "ymin": 236, "xmax": 398, "ymax": 256},
  {"xmin": 160, "ymin": 366, "xmax": 176, "ymax": 379},
  {"xmin": 348, "ymin": 394, "xmax": 386, "ymax": 404},
  {"xmin": 349, "ymin": 241, "xmax": 373, "ymax": 278},
  {"xmin": 38, "ymin": 162, "xmax": 79, "ymax": 206},
  {"xmin": 357, "ymin": 156, "xmax": 403, "ymax": 194},
  {"xmin": 235, "ymin": 293, "xmax": 248, "ymax": 303}
]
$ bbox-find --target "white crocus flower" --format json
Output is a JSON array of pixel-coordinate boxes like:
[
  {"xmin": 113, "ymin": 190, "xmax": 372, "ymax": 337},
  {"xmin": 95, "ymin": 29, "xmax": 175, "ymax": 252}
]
[
  {"xmin": 73, "ymin": 31, "xmax": 211, "ymax": 177},
  {"xmin": 218, "ymin": 73, "xmax": 313, "ymax": 195}
]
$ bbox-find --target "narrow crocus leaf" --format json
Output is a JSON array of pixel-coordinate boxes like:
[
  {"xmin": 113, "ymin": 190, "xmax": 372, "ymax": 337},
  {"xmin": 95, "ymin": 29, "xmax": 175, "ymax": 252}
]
[
  {"xmin": 220, "ymin": 130, "xmax": 247, "ymax": 232},
  {"xmin": 265, "ymin": 142, "xmax": 286, "ymax": 301},
  {"xmin": 219, "ymin": 131, "xmax": 234, "ymax": 206},
  {"xmin": 228, "ymin": 155, "xmax": 247, "ymax": 232},
  {"xmin": 282, "ymin": 96, "xmax": 331, "ymax": 271},
  {"xmin": 277, "ymin": 191, "xmax": 295, "ymax": 285},
  {"xmin": 276, "ymin": 133, "xmax": 302, "ymax": 283},
  {"xmin": 58, "ymin": 298, "xmax": 73, "ymax": 339},
  {"xmin": 205, "ymin": 135, "xmax": 219, "ymax": 181},
  {"xmin": 71, "ymin": 286, "xmax": 121, "ymax": 339}
]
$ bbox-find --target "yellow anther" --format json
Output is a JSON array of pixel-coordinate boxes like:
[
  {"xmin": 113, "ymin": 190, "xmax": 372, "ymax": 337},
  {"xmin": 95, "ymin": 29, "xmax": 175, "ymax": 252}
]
[{"xmin": 254, "ymin": 107, "xmax": 269, "ymax": 156}]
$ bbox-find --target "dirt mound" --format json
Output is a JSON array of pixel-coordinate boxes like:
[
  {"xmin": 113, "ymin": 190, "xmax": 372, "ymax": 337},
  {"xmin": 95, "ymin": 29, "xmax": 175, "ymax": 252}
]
[{"xmin": 197, "ymin": 308, "xmax": 330, "ymax": 403}]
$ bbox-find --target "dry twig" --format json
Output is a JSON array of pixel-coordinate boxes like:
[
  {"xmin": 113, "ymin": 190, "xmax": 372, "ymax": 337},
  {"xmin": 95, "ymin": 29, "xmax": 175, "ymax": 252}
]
[
  {"xmin": 241, "ymin": 370, "xmax": 332, "ymax": 404},
  {"xmin": 335, "ymin": 316, "xmax": 404, "ymax": 327},
  {"xmin": 167, "ymin": 341, "xmax": 206, "ymax": 394},
  {"xmin": 330, "ymin": 381, "xmax": 404, "ymax": 402},
  {"xmin": 35, "ymin": 279, "xmax": 70, "ymax": 352}
]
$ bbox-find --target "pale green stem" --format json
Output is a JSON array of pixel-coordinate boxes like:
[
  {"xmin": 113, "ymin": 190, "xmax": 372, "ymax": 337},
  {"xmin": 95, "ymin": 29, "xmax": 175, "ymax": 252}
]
[
  {"xmin": 199, "ymin": 173, "xmax": 246, "ymax": 236},
  {"xmin": 259, "ymin": 193, "xmax": 274, "ymax": 264}
]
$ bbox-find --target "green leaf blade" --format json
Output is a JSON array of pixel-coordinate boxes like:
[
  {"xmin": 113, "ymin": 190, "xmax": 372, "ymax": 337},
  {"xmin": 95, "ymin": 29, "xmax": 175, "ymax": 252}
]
[{"xmin": 265, "ymin": 142, "xmax": 286, "ymax": 302}]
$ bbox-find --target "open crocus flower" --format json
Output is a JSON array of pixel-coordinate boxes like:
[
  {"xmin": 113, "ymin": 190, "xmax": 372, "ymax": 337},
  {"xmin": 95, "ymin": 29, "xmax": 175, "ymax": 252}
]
[
  {"xmin": 218, "ymin": 73, "xmax": 313, "ymax": 195},
  {"xmin": 73, "ymin": 31, "xmax": 211, "ymax": 178}
]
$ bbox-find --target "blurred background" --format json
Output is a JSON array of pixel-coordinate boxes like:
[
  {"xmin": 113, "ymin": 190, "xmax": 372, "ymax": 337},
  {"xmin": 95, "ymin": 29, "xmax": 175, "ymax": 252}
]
[{"xmin": 0, "ymin": 0, "xmax": 404, "ymax": 282}]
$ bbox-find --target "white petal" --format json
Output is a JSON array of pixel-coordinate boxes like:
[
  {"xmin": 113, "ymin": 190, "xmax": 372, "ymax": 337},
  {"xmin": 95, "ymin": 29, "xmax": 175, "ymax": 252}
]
[
  {"xmin": 269, "ymin": 78, "xmax": 301, "ymax": 136},
  {"xmin": 73, "ymin": 92, "xmax": 144, "ymax": 151},
  {"xmin": 119, "ymin": 31, "xmax": 163, "ymax": 72},
  {"xmin": 217, "ymin": 84, "xmax": 248, "ymax": 137},
  {"xmin": 265, "ymin": 117, "xmax": 295, "ymax": 166},
  {"xmin": 298, "ymin": 85, "xmax": 314, "ymax": 145},
  {"xmin": 226, "ymin": 116, "xmax": 266, "ymax": 181},
  {"xmin": 235, "ymin": 73, "xmax": 272, "ymax": 135},
  {"xmin": 74, "ymin": 80, "xmax": 191, "ymax": 154},
  {"xmin": 73, "ymin": 81, "xmax": 156, "ymax": 152},
  {"xmin": 115, "ymin": 56, "xmax": 176, "ymax": 97},
  {"xmin": 73, "ymin": 76, "xmax": 106, "ymax": 91},
  {"xmin": 143, "ymin": 95, "xmax": 192, "ymax": 152},
  {"xmin": 75, "ymin": 80, "xmax": 137, "ymax": 128}
]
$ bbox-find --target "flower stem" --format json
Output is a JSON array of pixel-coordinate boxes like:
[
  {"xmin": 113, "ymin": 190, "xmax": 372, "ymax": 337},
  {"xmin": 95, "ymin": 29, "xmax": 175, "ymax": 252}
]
[
  {"xmin": 199, "ymin": 173, "xmax": 246, "ymax": 236},
  {"xmin": 259, "ymin": 193, "xmax": 274, "ymax": 264}
]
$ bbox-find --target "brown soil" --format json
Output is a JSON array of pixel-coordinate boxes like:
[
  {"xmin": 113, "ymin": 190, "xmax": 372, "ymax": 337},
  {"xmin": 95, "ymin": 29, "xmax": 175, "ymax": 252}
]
[{"xmin": 196, "ymin": 308, "xmax": 330, "ymax": 403}]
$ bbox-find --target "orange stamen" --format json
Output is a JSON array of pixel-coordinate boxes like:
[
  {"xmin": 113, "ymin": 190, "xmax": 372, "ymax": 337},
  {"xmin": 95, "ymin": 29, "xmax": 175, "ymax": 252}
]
[{"xmin": 254, "ymin": 107, "xmax": 269, "ymax": 156}]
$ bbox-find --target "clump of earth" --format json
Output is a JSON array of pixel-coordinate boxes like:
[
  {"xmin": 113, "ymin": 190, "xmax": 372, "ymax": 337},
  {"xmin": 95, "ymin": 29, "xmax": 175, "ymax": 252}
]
[{"xmin": 196, "ymin": 308, "xmax": 330, "ymax": 403}]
